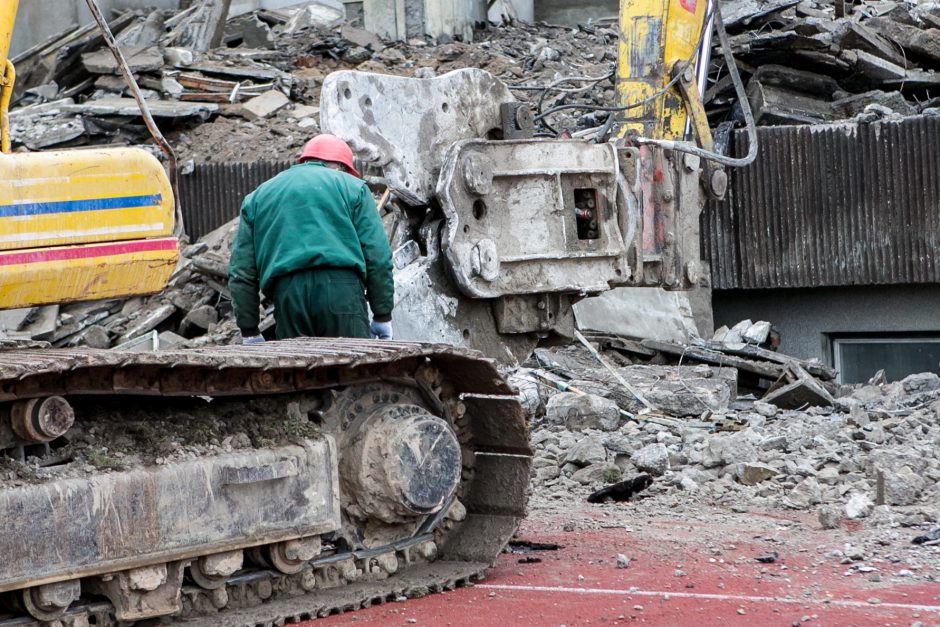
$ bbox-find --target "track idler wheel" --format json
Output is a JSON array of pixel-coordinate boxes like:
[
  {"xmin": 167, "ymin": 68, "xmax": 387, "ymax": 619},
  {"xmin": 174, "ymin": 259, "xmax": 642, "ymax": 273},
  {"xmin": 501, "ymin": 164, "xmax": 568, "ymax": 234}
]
[
  {"xmin": 246, "ymin": 538, "xmax": 321, "ymax": 575},
  {"xmin": 342, "ymin": 404, "xmax": 462, "ymax": 523},
  {"xmin": 10, "ymin": 396, "xmax": 75, "ymax": 443},
  {"xmin": 189, "ymin": 550, "xmax": 244, "ymax": 590},
  {"xmin": 18, "ymin": 581, "xmax": 80, "ymax": 621}
]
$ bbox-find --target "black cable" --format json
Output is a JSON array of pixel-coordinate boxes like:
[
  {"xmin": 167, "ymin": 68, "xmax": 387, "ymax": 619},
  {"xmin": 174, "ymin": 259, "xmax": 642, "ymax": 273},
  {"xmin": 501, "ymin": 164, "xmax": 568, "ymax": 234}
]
[
  {"xmin": 534, "ymin": 71, "xmax": 685, "ymax": 122},
  {"xmin": 532, "ymin": 9, "xmax": 714, "ymax": 131}
]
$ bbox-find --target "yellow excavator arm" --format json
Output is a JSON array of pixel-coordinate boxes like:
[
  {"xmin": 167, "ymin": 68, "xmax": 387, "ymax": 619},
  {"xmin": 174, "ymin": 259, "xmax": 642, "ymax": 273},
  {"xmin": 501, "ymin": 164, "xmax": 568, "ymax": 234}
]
[
  {"xmin": 616, "ymin": 0, "xmax": 710, "ymax": 139},
  {"xmin": 0, "ymin": 0, "xmax": 178, "ymax": 311}
]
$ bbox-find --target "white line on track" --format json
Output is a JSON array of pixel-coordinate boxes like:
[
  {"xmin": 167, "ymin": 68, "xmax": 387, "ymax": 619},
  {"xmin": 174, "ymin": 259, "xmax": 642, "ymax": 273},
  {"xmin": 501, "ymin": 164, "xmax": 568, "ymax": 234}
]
[{"xmin": 477, "ymin": 584, "xmax": 940, "ymax": 613}]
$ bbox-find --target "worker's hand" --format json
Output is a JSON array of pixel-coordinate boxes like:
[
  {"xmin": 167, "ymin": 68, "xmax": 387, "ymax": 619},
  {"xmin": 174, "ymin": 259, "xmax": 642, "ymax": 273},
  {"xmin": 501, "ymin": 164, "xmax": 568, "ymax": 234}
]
[
  {"xmin": 370, "ymin": 320, "xmax": 393, "ymax": 340},
  {"xmin": 242, "ymin": 334, "xmax": 266, "ymax": 345}
]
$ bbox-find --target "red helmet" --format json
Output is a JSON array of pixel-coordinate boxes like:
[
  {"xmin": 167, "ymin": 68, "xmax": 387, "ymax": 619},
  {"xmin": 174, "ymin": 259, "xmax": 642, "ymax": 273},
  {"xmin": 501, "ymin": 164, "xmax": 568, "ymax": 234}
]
[{"xmin": 298, "ymin": 134, "xmax": 361, "ymax": 178}]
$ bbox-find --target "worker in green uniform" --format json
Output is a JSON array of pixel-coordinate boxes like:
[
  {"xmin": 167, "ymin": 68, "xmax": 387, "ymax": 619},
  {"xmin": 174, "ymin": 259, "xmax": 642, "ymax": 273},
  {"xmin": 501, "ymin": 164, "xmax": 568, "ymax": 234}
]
[{"xmin": 228, "ymin": 134, "xmax": 394, "ymax": 344}]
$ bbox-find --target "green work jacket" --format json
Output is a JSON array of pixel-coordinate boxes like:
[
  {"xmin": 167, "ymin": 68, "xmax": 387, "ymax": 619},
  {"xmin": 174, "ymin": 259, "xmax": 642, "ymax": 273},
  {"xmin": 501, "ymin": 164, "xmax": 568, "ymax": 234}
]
[{"xmin": 228, "ymin": 161, "xmax": 394, "ymax": 333}]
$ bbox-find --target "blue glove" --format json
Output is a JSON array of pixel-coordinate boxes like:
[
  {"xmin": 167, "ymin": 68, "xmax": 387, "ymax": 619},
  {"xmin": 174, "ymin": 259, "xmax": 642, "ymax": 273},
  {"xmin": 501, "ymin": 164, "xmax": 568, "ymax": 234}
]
[
  {"xmin": 370, "ymin": 320, "xmax": 393, "ymax": 340},
  {"xmin": 242, "ymin": 334, "xmax": 266, "ymax": 345}
]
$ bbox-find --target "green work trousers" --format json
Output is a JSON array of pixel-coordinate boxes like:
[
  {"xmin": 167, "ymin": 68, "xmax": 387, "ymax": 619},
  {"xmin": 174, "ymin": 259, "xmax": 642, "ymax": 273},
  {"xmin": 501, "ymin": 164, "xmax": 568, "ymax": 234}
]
[{"xmin": 272, "ymin": 268, "xmax": 370, "ymax": 339}]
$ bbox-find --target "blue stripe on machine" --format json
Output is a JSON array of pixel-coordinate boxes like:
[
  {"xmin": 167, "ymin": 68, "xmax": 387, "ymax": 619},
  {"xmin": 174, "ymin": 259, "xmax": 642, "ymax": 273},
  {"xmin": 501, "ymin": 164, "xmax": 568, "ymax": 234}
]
[{"xmin": 0, "ymin": 194, "xmax": 163, "ymax": 218}]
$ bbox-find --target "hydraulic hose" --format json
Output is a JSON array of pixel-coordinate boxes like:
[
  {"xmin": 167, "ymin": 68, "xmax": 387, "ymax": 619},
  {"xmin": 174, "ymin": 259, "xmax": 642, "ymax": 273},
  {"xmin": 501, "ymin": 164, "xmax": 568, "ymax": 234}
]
[{"xmin": 635, "ymin": 6, "xmax": 758, "ymax": 168}]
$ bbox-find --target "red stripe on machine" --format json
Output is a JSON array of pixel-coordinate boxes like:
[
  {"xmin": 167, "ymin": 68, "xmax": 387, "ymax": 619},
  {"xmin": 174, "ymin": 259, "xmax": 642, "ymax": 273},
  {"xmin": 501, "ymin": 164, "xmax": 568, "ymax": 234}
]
[{"xmin": 0, "ymin": 239, "xmax": 178, "ymax": 267}]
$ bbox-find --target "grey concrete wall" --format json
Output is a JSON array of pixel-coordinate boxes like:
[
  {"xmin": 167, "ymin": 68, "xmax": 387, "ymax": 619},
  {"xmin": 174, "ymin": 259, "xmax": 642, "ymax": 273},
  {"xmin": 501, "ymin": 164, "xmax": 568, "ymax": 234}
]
[
  {"xmin": 713, "ymin": 285, "xmax": 940, "ymax": 364},
  {"xmin": 535, "ymin": 0, "xmax": 616, "ymax": 25},
  {"xmin": 10, "ymin": 0, "xmax": 181, "ymax": 56}
]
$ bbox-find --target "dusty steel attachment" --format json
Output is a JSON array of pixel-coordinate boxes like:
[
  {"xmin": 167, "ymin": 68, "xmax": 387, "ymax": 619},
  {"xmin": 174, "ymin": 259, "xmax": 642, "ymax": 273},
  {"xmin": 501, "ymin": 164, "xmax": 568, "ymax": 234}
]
[
  {"xmin": 321, "ymin": 69, "xmax": 517, "ymax": 204},
  {"xmin": 438, "ymin": 139, "xmax": 633, "ymax": 299},
  {"xmin": 320, "ymin": 69, "xmax": 712, "ymax": 361},
  {"xmin": 499, "ymin": 102, "xmax": 535, "ymax": 139}
]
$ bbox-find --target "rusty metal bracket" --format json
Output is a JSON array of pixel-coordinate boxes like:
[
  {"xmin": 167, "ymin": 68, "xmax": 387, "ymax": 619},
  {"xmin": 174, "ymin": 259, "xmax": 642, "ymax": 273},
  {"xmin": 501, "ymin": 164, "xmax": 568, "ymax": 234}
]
[
  {"xmin": 85, "ymin": 562, "xmax": 185, "ymax": 622},
  {"xmin": 672, "ymin": 61, "xmax": 727, "ymax": 200},
  {"xmin": 499, "ymin": 102, "xmax": 534, "ymax": 139}
]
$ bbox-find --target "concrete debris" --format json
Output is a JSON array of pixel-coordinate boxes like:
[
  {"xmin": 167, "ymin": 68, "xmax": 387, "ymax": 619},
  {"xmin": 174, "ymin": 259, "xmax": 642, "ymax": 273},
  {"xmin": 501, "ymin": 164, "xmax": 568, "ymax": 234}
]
[
  {"xmin": 845, "ymin": 492, "xmax": 875, "ymax": 519},
  {"xmin": 546, "ymin": 393, "xmax": 622, "ymax": 432},
  {"xmin": 762, "ymin": 362, "xmax": 835, "ymax": 409},
  {"xmin": 564, "ymin": 436, "xmax": 607, "ymax": 468},
  {"xmin": 713, "ymin": 0, "xmax": 940, "ymax": 125},
  {"xmin": 525, "ymin": 340, "xmax": 940, "ymax": 531},
  {"xmin": 8, "ymin": 0, "xmax": 937, "ymax": 164},
  {"xmin": 631, "ymin": 443, "xmax": 670, "ymax": 476},
  {"xmin": 818, "ymin": 505, "xmax": 843, "ymax": 529},
  {"xmin": 239, "ymin": 89, "xmax": 290, "ymax": 120}
]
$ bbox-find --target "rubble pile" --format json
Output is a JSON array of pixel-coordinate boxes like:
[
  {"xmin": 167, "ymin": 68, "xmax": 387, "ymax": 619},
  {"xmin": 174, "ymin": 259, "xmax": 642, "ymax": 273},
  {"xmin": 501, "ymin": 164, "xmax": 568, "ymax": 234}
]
[
  {"xmin": 9, "ymin": 0, "xmax": 940, "ymax": 166},
  {"xmin": 520, "ymin": 342, "xmax": 940, "ymax": 554},
  {"xmin": 8, "ymin": 4, "xmax": 616, "ymax": 162},
  {"xmin": 712, "ymin": 0, "xmax": 940, "ymax": 125}
]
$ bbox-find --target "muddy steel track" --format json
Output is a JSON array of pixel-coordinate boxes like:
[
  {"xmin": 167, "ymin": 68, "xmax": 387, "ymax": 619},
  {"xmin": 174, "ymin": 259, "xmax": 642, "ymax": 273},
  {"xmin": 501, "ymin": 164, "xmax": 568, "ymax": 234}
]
[{"xmin": 0, "ymin": 339, "xmax": 531, "ymax": 625}]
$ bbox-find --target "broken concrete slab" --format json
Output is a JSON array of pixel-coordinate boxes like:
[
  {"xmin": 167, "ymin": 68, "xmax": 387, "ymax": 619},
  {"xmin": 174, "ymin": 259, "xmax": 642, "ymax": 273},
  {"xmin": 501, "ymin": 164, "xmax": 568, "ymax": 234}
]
[
  {"xmin": 574, "ymin": 287, "xmax": 705, "ymax": 344},
  {"xmin": 721, "ymin": 0, "xmax": 801, "ymax": 29},
  {"xmin": 747, "ymin": 81, "xmax": 836, "ymax": 125},
  {"xmin": 843, "ymin": 49, "xmax": 907, "ymax": 82},
  {"xmin": 241, "ymin": 16, "xmax": 277, "ymax": 49},
  {"xmin": 61, "ymin": 98, "xmax": 219, "ymax": 119},
  {"xmin": 340, "ymin": 25, "xmax": 386, "ymax": 52},
  {"xmin": 20, "ymin": 305, "xmax": 59, "ymax": 341},
  {"xmin": 876, "ymin": 466, "xmax": 925, "ymax": 506},
  {"xmin": 751, "ymin": 64, "xmax": 841, "ymax": 97},
  {"xmin": 81, "ymin": 47, "xmax": 164, "ymax": 75},
  {"xmin": 734, "ymin": 462, "xmax": 779, "ymax": 486},
  {"xmin": 0, "ymin": 308, "xmax": 35, "ymax": 333},
  {"xmin": 833, "ymin": 90, "xmax": 917, "ymax": 117},
  {"xmin": 173, "ymin": 0, "xmax": 233, "ymax": 52},
  {"xmin": 546, "ymin": 392, "xmax": 622, "ymax": 432},
  {"xmin": 632, "ymin": 443, "xmax": 670, "ymax": 476},
  {"xmin": 117, "ymin": 304, "xmax": 177, "ymax": 345},
  {"xmin": 884, "ymin": 69, "xmax": 940, "ymax": 89},
  {"xmin": 868, "ymin": 18, "xmax": 940, "ymax": 65},
  {"xmin": 288, "ymin": 104, "xmax": 319, "ymax": 119},
  {"xmin": 76, "ymin": 325, "xmax": 111, "ymax": 349},
  {"xmin": 840, "ymin": 23, "xmax": 907, "ymax": 67},
  {"xmin": 283, "ymin": 1, "xmax": 346, "ymax": 33},
  {"xmin": 239, "ymin": 89, "xmax": 290, "ymax": 120},
  {"xmin": 643, "ymin": 339, "xmax": 783, "ymax": 381},
  {"xmin": 564, "ymin": 436, "xmax": 607, "ymax": 467},
  {"xmin": 179, "ymin": 304, "xmax": 219, "ymax": 337},
  {"xmin": 762, "ymin": 363, "xmax": 835, "ymax": 409},
  {"xmin": 164, "ymin": 47, "xmax": 196, "ymax": 67}
]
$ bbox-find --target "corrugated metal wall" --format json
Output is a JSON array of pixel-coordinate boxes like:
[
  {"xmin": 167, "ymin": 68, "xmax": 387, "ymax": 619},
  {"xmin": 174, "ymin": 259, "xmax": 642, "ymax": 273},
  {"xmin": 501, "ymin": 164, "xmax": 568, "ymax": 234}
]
[
  {"xmin": 703, "ymin": 115, "xmax": 940, "ymax": 290},
  {"xmin": 179, "ymin": 160, "xmax": 292, "ymax": 240},
  {"xmin": 180, "ymin": 116, "xmax": 940, "ymax": 290}
]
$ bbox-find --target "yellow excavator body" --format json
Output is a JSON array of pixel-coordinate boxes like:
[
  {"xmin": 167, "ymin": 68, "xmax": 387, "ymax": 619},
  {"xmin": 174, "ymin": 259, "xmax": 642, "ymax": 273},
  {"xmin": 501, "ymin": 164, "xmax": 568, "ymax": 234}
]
[{"xmin": 0, "ymin": 0, "xmax": 178, "ymax": 311}]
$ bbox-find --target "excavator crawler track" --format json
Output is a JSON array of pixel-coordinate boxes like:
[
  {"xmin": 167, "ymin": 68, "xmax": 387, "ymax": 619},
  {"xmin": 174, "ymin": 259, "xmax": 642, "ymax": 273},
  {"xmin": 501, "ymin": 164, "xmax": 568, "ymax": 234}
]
[{"xmin": 0, "ymin": 339, "xmax": 532, "ymax": 625}]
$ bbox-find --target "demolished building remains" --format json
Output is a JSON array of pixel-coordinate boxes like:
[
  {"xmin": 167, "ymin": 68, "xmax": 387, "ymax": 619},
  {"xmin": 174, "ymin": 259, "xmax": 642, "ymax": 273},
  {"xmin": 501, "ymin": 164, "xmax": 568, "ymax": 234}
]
[{"xmin": 0, "ymin": 0, "xmax": 938, "ymax": 623}]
